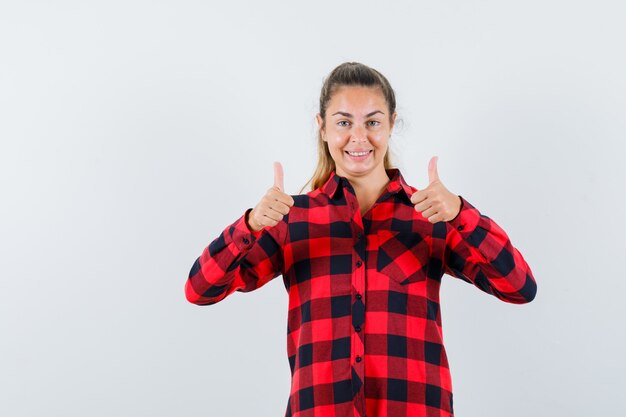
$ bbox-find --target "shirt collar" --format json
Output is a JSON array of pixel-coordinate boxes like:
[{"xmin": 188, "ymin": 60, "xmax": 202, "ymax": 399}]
[{"xmin": 320, "ymin": 168, "xmax": 414, "ymax": 202}]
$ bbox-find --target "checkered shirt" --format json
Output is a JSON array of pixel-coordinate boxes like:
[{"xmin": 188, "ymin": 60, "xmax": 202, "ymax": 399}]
[{"xmin": 185, "ymin": 168, "xmax": 537, "ymax": 417}]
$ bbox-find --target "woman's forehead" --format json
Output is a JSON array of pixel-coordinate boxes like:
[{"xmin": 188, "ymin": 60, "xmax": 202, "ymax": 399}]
[{"xmin": 328, "ymin": 85, "xmax": 387, "ymax": 114}]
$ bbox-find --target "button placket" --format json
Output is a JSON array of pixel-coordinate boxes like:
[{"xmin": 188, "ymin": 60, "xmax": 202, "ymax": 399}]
[{"xmin": 344, "ymin": 180, "xmax": 366, "ymax": 395}]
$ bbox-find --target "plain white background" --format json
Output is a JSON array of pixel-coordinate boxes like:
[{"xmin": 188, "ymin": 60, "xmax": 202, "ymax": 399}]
[{"xmin": 1, "ymin": 1, "xmax": 625, "ymax": 416}]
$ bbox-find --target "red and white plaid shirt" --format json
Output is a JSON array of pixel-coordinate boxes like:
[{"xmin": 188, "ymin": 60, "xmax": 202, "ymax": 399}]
[{"xmin": 185, "ymin": 168, "xmax": 537, "ymax": 417}]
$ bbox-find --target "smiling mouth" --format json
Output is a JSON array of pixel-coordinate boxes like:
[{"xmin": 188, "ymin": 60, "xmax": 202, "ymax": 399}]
[{"xmin": 345, "ymin": 150, "xmax": 373, "ymax": 156}]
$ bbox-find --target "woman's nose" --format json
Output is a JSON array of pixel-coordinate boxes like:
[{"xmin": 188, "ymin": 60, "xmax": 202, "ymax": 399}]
[{"xmin": 350, "ymin": 126, "xmax": 367, "ymax": 142}]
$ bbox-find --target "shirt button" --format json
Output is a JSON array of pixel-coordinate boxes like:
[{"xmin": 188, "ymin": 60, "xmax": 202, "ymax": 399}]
[
  {"xmin": 356, "ymin": 293, "xmax": 362, "ymax": 300},
  {"xmin": 457, "ymin": 225, "xmax": 464, "ymax": 231},
  {"xmin": 356, "ymin": 260, "xmax": 362, "ymax": 267},
  {"xmin": 242, "ymin": 238, "xmax": 250, "ymax": 244},
  {"xmin": 356, "ymin": 356, "xmax": 362, "ymax": 363},
  {"xmin": 355, "ymin": 326, "xmax": 361, "ymax": 332},
  {"xmin": 357, "ymin": 232, "xmax": 363, "ymax": 239}
]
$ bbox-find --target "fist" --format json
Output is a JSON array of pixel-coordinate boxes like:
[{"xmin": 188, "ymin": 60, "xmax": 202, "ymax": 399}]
[
  {"xmin": 410, "ymin": 156, "xmax": 462, "ymax": 223},
  {"xmin": 247, "ymin": 161, "xmax": 295, "ymax": 232}
]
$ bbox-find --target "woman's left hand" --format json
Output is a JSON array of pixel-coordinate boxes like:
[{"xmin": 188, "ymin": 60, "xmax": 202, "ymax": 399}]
[{"xmin": 410, "ymin": 156, "xmax": 462, "ymax": 223}]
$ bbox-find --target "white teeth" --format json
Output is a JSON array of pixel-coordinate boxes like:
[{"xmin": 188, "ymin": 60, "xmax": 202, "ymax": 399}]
[{"xmin": 347, "ymin": 151, "xmax": 370, "ymax": 156}]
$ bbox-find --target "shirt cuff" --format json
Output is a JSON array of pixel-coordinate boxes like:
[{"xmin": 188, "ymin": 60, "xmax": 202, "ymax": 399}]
[
  {"xmin": 229, "ymin": 208, "xmax": 264, "ymax": 252},
  {"xmin": 447, "ymin": 195, "xmax": 481, "ymax": 235}
]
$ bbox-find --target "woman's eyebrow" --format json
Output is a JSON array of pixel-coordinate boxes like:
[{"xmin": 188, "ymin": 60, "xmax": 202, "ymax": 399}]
[{"xmin": 331, "ymin": 110, "xmax": 385, "ymax": 118}]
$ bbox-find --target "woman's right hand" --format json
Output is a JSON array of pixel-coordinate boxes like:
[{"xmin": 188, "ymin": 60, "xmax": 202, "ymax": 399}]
[{"xmin": 246, "ymin": 161, "xmax": 295, "ymax": 232}]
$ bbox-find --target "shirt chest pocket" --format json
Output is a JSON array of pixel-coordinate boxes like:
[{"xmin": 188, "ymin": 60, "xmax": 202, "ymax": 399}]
[{"xmin": 376, "ymin": 230, "xmax": 432, "ymax": 285}]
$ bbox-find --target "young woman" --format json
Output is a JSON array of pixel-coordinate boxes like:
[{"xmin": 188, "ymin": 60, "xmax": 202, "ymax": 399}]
[{"xmin": 185, "ymin": 62, "xmax": 537, "ymax": 417}]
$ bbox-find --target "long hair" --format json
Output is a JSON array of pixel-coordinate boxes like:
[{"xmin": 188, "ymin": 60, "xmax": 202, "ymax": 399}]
[{"xmin": 301, "ymin": 62, "xmax": 397, "ymax": 193}]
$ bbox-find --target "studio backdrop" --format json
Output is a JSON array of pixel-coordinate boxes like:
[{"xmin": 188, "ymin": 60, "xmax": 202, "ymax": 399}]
[{"xmin": 1, "ymin": 1, "xmax": 625, "ymax": 416}]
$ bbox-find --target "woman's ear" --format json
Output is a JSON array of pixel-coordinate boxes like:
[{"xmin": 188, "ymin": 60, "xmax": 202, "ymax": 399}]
[
  {"xmin": 316, "ymin": 113, "xmax": 325, "ymax": 140},
  {"xmin": 390, "ymin": 111, "xmax": 397, "ymax": 132}
]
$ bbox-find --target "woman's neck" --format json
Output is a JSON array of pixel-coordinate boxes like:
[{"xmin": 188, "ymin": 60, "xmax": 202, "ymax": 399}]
[{"xmin": 340, "ymin": 168, "xmax": 391, "ymax": 214}]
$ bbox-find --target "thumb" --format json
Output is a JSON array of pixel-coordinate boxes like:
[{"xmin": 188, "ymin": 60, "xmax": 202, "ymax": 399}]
[
  {"xmin": 428, "ymin": 156, "xmax": 440, "ymax": 184},
  {"xmin": 273, "ymin": 161, "xmax": 284, "ymax": 191}
]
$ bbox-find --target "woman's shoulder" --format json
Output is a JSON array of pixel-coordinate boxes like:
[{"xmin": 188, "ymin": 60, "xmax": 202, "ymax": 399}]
[{"xmin": 288, "ymin": 188, "xmax": 326, "ymax": 210}]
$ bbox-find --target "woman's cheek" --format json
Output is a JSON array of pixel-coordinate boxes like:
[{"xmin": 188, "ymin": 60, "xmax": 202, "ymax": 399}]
[{"xmin": 372, "ymin": 134, "xmax": 387, "ymax": 147}]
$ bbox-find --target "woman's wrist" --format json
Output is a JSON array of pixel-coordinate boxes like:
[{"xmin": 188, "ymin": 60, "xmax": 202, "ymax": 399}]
[{"xmin": 246, "ymin": 209, "xmax": 261, "ymax": 232}]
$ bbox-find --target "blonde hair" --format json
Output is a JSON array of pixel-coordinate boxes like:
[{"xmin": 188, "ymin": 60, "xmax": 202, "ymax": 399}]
[{"xmin": 301, "ymin": 62, "xmax": 397, "ymax": 193}]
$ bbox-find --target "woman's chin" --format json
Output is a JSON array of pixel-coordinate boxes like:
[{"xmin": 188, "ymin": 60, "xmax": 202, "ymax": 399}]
[{"xmin": 337, "ymin": 160, "xmax": 383, "ymax": 178}]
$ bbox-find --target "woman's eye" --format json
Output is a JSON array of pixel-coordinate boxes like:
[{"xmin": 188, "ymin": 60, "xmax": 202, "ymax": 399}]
[
  {"xmin": 368, "ymin": 120, "xmax": 381, "ymax": 127},
  {"xmin": 337, "ymin": 120, "xmax": 350, "ymax": 127}
]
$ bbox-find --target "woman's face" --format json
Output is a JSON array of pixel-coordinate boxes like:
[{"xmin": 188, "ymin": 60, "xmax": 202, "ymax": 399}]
[{"xmin": 317, "ymin": 85, "xmax": 396, "ymax": 182}]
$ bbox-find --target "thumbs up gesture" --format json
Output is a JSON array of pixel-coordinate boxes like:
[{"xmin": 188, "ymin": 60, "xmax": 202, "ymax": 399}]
[
  {"xmin": 410, "ymin": 156, "xmax": 462, "ymax": 223},
  {"xmin": 246, "ymin": 162, "xmax": 295, "ymax": 232}
]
